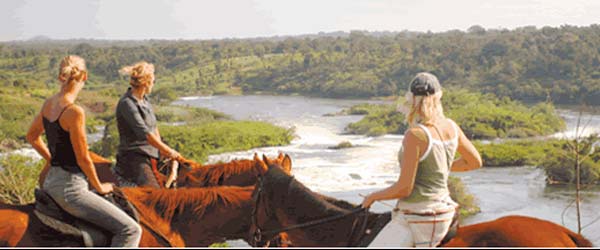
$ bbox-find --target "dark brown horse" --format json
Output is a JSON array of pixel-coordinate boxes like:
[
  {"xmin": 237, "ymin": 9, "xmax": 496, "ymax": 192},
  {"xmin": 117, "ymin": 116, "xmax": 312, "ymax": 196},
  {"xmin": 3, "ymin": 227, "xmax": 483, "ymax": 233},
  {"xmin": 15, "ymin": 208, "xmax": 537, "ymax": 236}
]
[{"xmin": 250, "ymin": 158, "xmax": 594, "ymax": 247}]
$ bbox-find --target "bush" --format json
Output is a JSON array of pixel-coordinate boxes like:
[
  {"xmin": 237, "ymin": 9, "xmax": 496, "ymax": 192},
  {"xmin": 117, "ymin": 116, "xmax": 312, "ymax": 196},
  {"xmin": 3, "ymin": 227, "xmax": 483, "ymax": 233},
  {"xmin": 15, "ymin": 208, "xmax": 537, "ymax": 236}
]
[
  {"xmin": 448, "ymin": 176, "xmax": 480, "ymax": 218},
  {"xmin": 540, "ymin": 142, "xmax": 600, "ymax": 185},
  {"xmin": 329, "ymin": 141, "xmax": 353, "ymax": 150},
  {"xmin": 0, "ymin": 155, "xmax": 44, "ymax": 204}
]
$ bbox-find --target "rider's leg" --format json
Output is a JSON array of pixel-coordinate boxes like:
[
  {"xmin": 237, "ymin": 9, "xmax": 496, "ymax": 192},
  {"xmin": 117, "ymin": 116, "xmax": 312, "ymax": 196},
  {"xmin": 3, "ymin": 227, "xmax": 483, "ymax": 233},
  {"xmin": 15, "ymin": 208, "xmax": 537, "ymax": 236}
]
[
  {"xmin": 43, "ymin": 167, "xmax": 142, "ymax": 247},
  {"xmin": 115, "ymin": 152, "xmax": 160, "ymax": 188},
  {"xmin": 368, "ymin": 210, "xmax": 414, "ymax": 247}
]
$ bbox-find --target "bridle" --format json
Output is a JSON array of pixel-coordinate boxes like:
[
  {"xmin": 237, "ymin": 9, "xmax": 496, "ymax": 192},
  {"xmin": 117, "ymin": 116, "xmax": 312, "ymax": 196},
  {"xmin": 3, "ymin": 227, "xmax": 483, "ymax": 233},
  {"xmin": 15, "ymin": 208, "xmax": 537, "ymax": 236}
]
[{"xmin": 248, "ymin": 175, "xmax": 370, "ymax": 247}]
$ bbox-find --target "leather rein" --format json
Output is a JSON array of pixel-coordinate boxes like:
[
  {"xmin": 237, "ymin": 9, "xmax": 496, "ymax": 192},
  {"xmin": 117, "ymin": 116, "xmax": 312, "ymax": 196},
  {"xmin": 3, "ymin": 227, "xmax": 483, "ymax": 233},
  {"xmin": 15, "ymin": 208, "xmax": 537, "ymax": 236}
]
[{"xmin": 249, "ymin": 175, "xmax": 370, "ymax": 247}]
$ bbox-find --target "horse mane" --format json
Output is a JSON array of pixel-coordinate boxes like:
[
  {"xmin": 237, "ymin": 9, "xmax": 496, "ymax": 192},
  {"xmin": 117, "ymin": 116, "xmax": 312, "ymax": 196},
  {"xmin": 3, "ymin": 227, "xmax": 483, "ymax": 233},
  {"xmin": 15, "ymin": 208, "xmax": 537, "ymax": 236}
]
[
  {"xmin": 264, "ymin": 166, "xmax": 347, "ymax": 216},
  {"xmin": 185, "ymin": 159, "xmax": 258, "ymax": 186},
  {"xmin": 123, "ymin": 186, "xmax": 253, "ymax": 223}
]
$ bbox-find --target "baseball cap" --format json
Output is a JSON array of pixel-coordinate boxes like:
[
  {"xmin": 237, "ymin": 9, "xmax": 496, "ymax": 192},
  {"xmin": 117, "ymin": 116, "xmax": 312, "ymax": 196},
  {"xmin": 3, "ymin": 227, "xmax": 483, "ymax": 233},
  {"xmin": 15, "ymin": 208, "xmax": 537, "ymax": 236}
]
[{"xmin": 409, "ymin": 72, "xmax": 441, "ymax": 96}]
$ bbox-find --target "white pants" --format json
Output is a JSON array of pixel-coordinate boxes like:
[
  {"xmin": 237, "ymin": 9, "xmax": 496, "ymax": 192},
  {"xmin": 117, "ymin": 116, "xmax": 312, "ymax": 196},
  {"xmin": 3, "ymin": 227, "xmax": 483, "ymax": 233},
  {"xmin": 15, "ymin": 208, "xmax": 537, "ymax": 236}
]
[{"xmin": 369, "ymin": 197, "xmax": 457, "ymax": 248}]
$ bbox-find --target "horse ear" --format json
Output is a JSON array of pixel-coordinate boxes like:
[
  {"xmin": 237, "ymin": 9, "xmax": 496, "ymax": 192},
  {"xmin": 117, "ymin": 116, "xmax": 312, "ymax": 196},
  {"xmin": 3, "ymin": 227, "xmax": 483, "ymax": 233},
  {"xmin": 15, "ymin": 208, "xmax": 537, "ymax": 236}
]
[
  {"xmin": 262, "ymin": 154, "xmax": 272, "ymax": 166},
  {"xmin": 281, "ymin": 154, "xmax": 292, "ymax": 174},
  {"xmin": 277, "ymin": 152, "xmax": 284, "ymax": 161},
  {"xmin": 254, "ymin": 153, "xmax": 268, "ymax": 175}
]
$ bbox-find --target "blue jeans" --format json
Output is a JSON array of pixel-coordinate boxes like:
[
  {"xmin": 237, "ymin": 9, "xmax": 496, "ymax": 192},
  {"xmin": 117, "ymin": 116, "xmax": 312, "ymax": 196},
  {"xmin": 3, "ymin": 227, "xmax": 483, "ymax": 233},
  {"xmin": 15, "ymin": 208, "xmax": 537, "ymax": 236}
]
[{"xmin": 42, "ymin": 166, "xmax": 142, "ymax": 247}]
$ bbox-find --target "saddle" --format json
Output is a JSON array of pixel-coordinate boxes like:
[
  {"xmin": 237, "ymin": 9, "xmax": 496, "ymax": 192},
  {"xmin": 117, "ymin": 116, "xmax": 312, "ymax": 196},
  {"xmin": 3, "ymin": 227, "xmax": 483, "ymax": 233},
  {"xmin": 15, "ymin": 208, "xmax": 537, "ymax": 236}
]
[{"xmin": 33, "ymin": 188, "xmax": 140, "ymax": 247}]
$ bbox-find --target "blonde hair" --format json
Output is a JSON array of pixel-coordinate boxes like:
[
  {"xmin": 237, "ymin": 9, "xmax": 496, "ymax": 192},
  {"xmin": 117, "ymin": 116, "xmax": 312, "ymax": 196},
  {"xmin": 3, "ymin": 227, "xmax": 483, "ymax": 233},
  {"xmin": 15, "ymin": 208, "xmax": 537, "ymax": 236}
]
[
  {"xmin": 119, "ymin": 61, "xmax": 155, "ymax": 88},
  {"xmin": 405, "ymin": 90, "xmax": 445, "ymax": 126},
  {"xmin": 58, "ymin": 55, "xmax": 87, "ymax": 86}
]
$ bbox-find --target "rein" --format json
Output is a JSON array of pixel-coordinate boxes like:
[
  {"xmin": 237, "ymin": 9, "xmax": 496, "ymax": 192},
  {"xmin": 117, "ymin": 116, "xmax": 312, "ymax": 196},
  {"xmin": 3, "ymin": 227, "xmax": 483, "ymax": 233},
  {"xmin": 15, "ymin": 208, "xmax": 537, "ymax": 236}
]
[{"xmin": 250, "ymin": 175, "xmax": 370, "ymax": 246}]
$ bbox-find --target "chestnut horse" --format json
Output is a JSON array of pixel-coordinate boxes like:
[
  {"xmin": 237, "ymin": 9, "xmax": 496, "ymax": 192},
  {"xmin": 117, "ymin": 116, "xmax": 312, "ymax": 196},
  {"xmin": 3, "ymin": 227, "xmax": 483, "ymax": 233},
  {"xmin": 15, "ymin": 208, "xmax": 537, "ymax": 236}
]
[
  {"xmin": 92, "ymin": 152, "xmax": 292, "ymax": 188},
  {"xmin": 0, "ymin": 185, "xmax": 262, "ymax": 247},
  {"xmin": 250, "ymin": 158, "xmax": 594, "ymax": 247},
  {"xmin": 0, "ymin": 180, "xmax": 391, "ymax": 246}
]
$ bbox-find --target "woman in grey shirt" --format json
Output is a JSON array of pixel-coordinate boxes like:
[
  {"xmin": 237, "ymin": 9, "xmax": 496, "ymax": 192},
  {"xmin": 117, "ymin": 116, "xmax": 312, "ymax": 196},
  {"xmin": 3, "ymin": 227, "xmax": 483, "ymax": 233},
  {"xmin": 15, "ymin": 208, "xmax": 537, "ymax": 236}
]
[{"xmin": 114, "ymin": 61, "xmax": 182, "ymax": 188}]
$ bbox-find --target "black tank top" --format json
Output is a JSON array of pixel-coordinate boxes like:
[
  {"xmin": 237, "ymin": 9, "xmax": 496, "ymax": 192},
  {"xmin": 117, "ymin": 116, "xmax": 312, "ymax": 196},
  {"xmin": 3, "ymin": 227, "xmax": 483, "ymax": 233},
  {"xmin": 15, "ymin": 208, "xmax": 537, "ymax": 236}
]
[{"xmin": 42, "ymin": 104, "xmax": 81, "ymax": 173}]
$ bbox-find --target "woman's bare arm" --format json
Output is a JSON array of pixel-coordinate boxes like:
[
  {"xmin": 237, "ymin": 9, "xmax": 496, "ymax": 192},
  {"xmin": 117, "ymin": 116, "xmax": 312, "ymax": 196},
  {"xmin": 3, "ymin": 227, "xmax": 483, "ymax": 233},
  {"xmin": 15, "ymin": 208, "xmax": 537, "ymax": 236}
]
[
  {"xmin": 26, "ymin": 112, "xmax": 52, "ymax": 187},
  {"xmin": 63, "ymin": 105, "xmax": 112, "ymax": 194},
  {"xmin": 26, "ymin": 112, "xmax": 51, "ymax": 162},
  {"xmin": 451, "ymin": 126, "xmax": 483, "ymax": 172}
]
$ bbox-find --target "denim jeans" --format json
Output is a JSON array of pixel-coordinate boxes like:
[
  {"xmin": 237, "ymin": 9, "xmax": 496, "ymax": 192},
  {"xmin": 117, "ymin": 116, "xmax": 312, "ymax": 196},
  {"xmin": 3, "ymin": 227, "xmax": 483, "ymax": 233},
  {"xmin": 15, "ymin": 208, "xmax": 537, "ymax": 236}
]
[
  {"xmin": 115, "ymin": 151, "xmax": 160, "ymax": 188},
  {"xmin": 42, "ymin": 166, "xmax": 142, "ymax": 247}
]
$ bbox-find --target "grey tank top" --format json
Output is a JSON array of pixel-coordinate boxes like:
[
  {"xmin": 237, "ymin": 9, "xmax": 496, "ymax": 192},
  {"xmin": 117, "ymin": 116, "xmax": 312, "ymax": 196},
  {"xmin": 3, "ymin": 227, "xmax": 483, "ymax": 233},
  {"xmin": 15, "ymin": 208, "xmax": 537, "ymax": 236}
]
[{"xmin": 398, "ymin": 119, "xmax": 459, "ymax": 203}]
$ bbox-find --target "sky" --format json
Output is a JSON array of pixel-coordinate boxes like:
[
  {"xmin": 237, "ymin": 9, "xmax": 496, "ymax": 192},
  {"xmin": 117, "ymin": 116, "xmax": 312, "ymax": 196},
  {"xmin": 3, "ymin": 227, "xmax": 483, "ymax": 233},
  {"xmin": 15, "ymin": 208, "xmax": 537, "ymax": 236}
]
[{"xmin": 1, "ymin": 0, "xmax": 600, "ymax": 41}]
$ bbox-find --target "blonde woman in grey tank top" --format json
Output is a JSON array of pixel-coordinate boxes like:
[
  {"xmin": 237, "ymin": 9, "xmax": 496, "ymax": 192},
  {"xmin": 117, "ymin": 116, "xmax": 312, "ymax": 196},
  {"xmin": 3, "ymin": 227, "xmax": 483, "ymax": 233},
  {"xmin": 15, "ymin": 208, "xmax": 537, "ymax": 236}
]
[{"xmin": 362, "ymin": 72, "xmax": 483, "ymax": 247}]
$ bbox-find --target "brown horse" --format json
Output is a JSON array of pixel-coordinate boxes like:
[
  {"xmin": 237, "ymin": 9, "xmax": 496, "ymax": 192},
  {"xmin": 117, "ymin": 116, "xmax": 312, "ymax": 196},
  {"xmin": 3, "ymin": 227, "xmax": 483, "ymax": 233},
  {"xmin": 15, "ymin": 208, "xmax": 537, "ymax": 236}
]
[
  {"xmin": 93, "ymin": 152, "xmax": 292, "ymax": 188},
  {"xmin": 1, "ymin": 185, "xmax": 258, "ymax": 247},
  {"xmin": 0, "ymin": 178, "xmax": 392, "ymax": 247},
  {"xmin": 175, "ymin": 153, "xmax": 291, "ymax": 187},
  {"xmin": 250, "ymin": 158, "xmax": 594, "ymax": 247}
]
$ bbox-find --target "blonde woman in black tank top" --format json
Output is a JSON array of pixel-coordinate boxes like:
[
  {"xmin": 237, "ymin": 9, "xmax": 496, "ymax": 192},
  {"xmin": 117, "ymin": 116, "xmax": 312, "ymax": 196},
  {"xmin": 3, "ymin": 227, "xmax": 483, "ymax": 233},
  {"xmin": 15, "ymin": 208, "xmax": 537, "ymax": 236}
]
[{"xmin": 26, "ymin": 55, "xmax": 142, "ymax": 247}]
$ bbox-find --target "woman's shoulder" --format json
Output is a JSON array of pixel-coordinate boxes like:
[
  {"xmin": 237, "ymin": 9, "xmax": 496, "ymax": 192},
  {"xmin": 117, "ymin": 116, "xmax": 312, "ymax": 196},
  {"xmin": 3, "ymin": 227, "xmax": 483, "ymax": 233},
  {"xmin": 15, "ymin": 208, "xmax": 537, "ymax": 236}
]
[
  {"xmin": 405, "ymin": 126, "xmax": 428, "ymax": 143},
  {"xmin": 61, "ymin": 104, "xmax": 85, "ymax": 119}
]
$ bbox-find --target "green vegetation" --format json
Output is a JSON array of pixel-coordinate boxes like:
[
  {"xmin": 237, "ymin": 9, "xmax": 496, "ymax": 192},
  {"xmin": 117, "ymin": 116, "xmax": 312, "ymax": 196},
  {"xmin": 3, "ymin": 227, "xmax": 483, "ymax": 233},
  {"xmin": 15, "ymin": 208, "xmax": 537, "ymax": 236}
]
[
  {"xmin": 3, "ymin": 25, "xmax": 600, "ymax": 104},
  {"xmin": 0, "ymin": 90, "xmax": 43, "ymax": 151},
  {"xmin": 155, "ymin": 105, "xmax": 230, "ymax": 124},
  {"xmin": 474, "ymin": 140, "xmax": 567, "ymax": 167},
  {"xmin": 475, "ymin": 137, "xmax": 600, "ymax": 184},
  {"xmin": 345, "ymin": 91, "xmax": 565, "ymax": 139},
  {"xmin": 328, "ymin": 141, "xmax": 353, "ymax": 150},
  {"xmin": 448, "ymin": 176, "xmax": 480, "ymax": 218},
  {"xmin": 0, "ymin": 155, "xmax": 43, "ymax": 204},
  {"xmin": 0, "ymin": 87, "xmax": 121, "ymax": 152},
  {"xmin": 159, "ymin": 121, "xmax": 294, "ymax": 163},
  {"xmin": 345, "ymin": 105, "xmax": 407, "ymax": 136},
  {"xmin": 543, "ymin": 152, "xmax": 600, "ymax": 185},
  {"xmin": 208, "ymin": 242, "xmax": 231, "ymax": 248}
]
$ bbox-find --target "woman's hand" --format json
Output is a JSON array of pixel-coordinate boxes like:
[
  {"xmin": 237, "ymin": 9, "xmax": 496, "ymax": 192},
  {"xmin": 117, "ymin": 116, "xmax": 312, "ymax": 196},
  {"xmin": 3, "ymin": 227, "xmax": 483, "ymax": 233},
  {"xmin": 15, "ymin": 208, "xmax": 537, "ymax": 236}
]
[
  {"xmin": 361, "ymin": 194, "xmax": 377, "ymax": 209},
  {"xmin": 96, "ymin": 182, "xmax": 114, "ymax": 195},
  {"xmin": 168, "ymin": 149, "xmax": 182, "ymax": 161},
  {"xmin": 38, "ymin": 161, "xmax": 51, "ymax": 188}
]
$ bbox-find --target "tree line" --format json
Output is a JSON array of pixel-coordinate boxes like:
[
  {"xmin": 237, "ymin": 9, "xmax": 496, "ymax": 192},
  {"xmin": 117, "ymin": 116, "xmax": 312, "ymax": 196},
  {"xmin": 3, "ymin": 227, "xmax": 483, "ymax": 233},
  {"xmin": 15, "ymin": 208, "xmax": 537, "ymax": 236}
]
[{"xmin": 1, "ymin": 24, "xmax": 599, "ymax": 105}]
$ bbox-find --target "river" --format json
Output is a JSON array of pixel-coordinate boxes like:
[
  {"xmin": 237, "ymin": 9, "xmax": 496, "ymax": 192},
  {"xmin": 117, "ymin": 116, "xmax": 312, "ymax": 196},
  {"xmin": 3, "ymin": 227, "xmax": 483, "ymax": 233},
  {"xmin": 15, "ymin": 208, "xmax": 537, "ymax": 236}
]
[{"xmin": 174, "ymin": 95, "xmax": 600, "ymax": 246}]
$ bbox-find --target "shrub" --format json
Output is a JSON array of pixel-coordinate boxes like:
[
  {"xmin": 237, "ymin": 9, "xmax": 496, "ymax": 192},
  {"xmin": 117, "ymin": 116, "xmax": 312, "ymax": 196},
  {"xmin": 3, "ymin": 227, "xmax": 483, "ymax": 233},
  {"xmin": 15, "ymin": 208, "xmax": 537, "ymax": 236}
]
[
  {"xmin": 449, "ymin": 176, "xmax": 481, "ymax": 218},
  {"xmin": 541, "ymin": 145, "xmax": 600, "ymax": 185},
  {"xmin": 329, "ymin": 141, "xmax": 353, "ymax": 150},
  {"xmin": 0, "ymin": 155, "xmax": 43, "ymax": 204}
]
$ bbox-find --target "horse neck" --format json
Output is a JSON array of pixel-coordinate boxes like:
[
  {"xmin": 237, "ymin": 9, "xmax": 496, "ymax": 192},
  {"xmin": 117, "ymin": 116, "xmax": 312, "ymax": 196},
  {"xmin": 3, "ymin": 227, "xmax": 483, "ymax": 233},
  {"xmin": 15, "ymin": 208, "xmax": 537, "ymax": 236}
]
[
  {"xmin": 268, "ymin": 179, "xmax": 355, "ymax": 246},
  {"xmin": 123, "ymin": 186, "xmax": 255, "ymax": 246},
  {"xmin": 183, "ymin": 160, "xmax": 258, "ymax": 187}
]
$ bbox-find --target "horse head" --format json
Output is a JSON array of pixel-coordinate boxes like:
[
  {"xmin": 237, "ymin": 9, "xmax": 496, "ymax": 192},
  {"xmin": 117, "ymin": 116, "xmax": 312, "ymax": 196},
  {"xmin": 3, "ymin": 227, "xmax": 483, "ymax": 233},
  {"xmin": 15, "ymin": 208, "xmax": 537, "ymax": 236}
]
[{"xmin": 249, "ymin": 156, "xmax": 392, "ymax": 247}]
